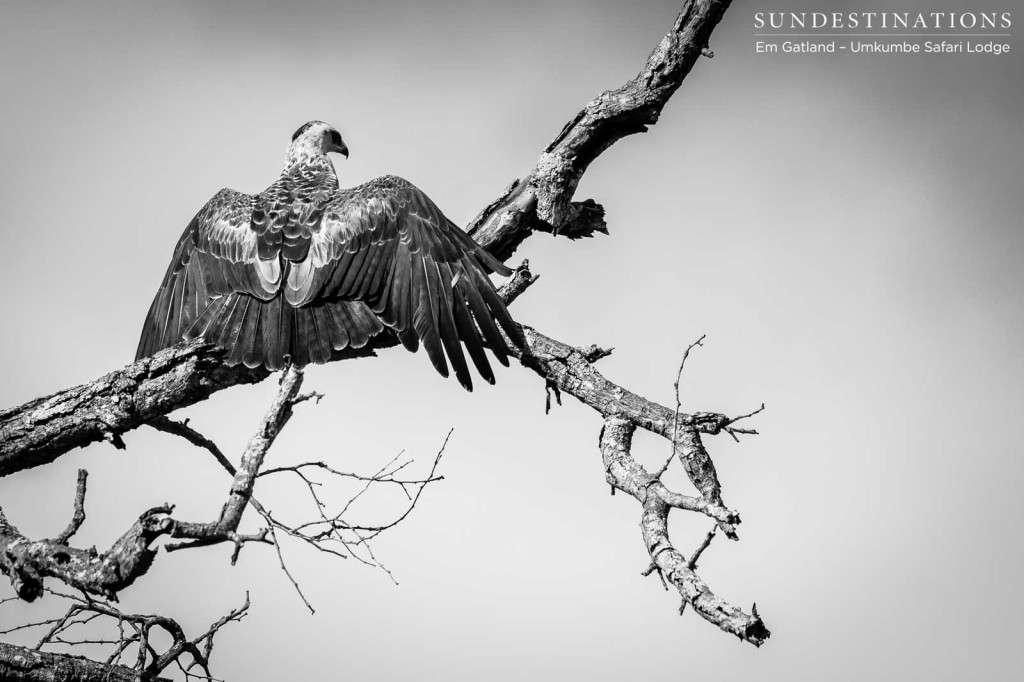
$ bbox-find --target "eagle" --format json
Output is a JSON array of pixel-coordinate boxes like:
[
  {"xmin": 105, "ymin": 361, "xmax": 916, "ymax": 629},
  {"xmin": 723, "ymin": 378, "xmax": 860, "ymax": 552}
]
[{"xmin": 137, "ymin": 121, "xmax": 524, "ymax": 391}]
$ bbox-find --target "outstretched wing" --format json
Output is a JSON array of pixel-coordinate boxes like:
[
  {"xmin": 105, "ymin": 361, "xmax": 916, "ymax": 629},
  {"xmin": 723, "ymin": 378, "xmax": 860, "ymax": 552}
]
[
  {"xmin": 136, "ymin": 188, "xmax": 281, "ymax": 362},
  {"xmin": 290, "ymin": 175, "xmax": 525, "ymax": 390}
]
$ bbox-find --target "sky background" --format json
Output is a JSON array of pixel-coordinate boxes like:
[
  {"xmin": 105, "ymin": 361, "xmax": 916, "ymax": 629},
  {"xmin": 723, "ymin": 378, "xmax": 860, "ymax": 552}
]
[{"xmin": 0, "ymin": 0, "xmax": 1021, "ymax": 680}]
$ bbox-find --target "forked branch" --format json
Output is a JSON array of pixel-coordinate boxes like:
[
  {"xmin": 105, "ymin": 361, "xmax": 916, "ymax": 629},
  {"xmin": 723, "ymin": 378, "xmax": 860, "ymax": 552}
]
[{"xmin": 601, "ymin": 418, "xmax": 768, "ymax": 645}]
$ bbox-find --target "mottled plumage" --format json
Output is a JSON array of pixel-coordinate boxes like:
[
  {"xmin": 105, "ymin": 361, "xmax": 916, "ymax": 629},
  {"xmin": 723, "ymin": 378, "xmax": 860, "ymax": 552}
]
[{"xmin": 137, "ymin": 121, "xmax": 524, "ymax": 390}]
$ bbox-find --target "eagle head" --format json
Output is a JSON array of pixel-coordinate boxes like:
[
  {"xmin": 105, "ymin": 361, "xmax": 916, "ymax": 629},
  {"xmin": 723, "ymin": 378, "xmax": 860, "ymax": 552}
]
[{"xmin": 285, "ymin": 121, "xmax": 349, "ymax": 166}]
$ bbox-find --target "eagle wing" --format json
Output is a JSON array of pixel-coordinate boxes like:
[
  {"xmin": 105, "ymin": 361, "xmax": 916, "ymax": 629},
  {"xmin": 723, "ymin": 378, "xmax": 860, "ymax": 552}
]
[
  {"xmin": 292, "ymin": 175, "xmax": 525, "ymax": 390},
  {"xmin": 136, "ymin": 188, "xmax": 281, "ymax": 363},
  {"xmin": 137, "ymin": 175, "xmax": 523, "ymax": 389}
]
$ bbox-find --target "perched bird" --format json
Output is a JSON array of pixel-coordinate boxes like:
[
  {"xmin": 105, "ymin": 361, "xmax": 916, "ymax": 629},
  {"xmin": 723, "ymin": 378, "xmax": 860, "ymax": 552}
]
[{"xmin": 137, "ymin": 121, "xmax": 525, "ymax": 390}]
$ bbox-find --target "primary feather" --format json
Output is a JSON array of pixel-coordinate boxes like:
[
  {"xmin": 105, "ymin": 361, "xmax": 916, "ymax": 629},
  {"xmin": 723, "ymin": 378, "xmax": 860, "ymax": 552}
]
[{"xmin": 136, "ymin": 121, "xmax": 525, "ymax": 390}]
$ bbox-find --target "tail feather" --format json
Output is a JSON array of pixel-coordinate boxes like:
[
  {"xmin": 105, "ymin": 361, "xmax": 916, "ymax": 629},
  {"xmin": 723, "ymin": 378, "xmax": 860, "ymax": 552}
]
[
  {"xmin": 307, "ymin": 305, "xmax": 332, "ymax": 365},
  {"xmin": 242, "ymin": 298, "xmax": 266, "ymax": 369},
  {"xmin": 261, "ymin": 294, "xmax": 286, "ymax": 371},
  {"xmin": 274, "ymin": 294, "xmax": 292, "ymax": 370},
  {"xmin": 342, "ymin": 300, "xmax": 384, "ymax": 348},
  {"xmin": 289, "ymin": 304, "xmax": 311, "ymax": 368},
  {"xmin": 173, "ymin": 293, "xmax": 382, "ymax": 370},
  {"xmin": 321, "ymin": 300, "xmax": 351, "ymax": 350},
  {"xmin": 228, "ymin": 297, "xmax": 261, "ymax": 367}
]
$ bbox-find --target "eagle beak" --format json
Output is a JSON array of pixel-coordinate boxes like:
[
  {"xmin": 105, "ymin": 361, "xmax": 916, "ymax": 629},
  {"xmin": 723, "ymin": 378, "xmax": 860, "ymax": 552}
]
[{"xmin": 337, "ymin": 143, "xmax": 349, "ymax": 159}]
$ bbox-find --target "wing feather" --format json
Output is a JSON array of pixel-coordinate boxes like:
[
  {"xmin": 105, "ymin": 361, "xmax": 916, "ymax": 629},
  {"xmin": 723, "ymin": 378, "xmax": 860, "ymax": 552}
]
[
  {"xmin": 413, "ymin": 254, "xmax": 447, "ymax": 377},
  {"xmin": 459, "ymin": 267, "xmax": 510, "ymax": 367},
  {"xmin": 470, "ymin": 265, "xmax": 525, "ymax": 348},
  {"xmin": 451, "ymin": 283, "xmax": 494, "ymax": 384},
  {"xmin": 137, "ymin": 188, "xmax": 277, "ymax": 360},
  {"xmin": 435, "ymin": 261, "xmax": 472, "ymax": 390},
  {"xmin": 186, "ymin": 293, "xmax": 233, "ymax": 342},
  {"xmin": 290, "ymin": 175, "xmax": 522, "ymax": 388}
]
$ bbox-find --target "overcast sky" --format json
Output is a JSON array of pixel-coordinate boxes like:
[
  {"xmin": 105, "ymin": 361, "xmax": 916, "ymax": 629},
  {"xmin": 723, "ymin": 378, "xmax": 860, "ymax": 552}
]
[{"xmin": 0, "ymin": 1, "xmax": 1021, "ymax": 680}]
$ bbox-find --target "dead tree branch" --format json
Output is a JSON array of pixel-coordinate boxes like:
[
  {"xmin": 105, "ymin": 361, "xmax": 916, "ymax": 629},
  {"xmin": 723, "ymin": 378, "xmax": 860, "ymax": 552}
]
[
  {"xmin": 0, "ymin": 641, "xmax": 169, "ymax": 682},
  {"xmin": 240, "ymin": 430, "xmax": 449, "ymax": 586},
  {"xmin": 466, "ymin": 0, "xmax": 732, "ymax": 258},
  {"xmin": 52, "ymin": 469, "xmax": 88, "ymax": 546},
  {"xmin": 600, "ymin": 418, "xmax": 768, "ymax": 645},
  {"xmin": 0, "ymin": 0, "xmax": 766, "ymax": 648},
  {"xmin": 0, "ymin": 369, "xmax": 304, "ymax": 601},
  {"xmin": 514, "ymin": 316, "xmax": 743, "ymax": 538},
  {"xmin": 166, "ymin": 365, "xmax": 303, "ymax": 557}
]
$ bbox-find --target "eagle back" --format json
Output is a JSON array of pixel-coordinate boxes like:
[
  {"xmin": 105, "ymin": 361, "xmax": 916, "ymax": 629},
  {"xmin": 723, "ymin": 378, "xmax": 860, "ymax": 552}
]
[{"xmin": 252, "ymin": 158, "xmax": 339, "ymax": 262}]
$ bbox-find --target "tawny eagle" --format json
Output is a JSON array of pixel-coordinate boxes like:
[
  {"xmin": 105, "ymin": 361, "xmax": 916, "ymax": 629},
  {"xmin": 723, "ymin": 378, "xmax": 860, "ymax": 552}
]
[{"xmin": 137, "ymin": 121, "xmax": 524, "ymax": 390}]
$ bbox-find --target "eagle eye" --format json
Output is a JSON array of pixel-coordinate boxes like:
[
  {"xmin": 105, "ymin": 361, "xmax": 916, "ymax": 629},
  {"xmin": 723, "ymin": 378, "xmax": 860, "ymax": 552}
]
[{"xmin": 329, "ymin": 130, "xmax": 343, "ymax": 147}]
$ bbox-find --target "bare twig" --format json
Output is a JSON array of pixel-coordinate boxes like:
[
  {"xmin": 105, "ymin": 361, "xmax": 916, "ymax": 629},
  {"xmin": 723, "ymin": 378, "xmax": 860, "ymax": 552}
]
[
  {"xmin": 265, "ymin": 431, "xmax": 450, "ymax": 581},
  {"xmin": 724, "ymin": 403, "xmax": 766, "ymax": 442},
  {"xmin": 687, "ymin": 526, "xmax": 718, "ymax": 569},
  {"xmin": 657, "ymin": 335, "xmax": 706, "ymax": 478},
  {"xmin": 148, "ymin": 417, "xmax": 236, "ymax": 475},
  {"xmin": 264, "ymin": 522, "xmax": 315, "ymax": 615}
]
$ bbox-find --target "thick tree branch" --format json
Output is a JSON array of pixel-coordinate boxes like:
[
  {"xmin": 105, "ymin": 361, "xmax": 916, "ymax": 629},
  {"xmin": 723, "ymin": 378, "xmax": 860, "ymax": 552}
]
[
  {"xmin": 0, "ymin": 642, "xmax": 169, "ymax": 682},
  {"xmin": 514, "ymin": 320, "xmax": 741, "ymax": 537},
  {"xmin": 600, "ymin": 418, "xmax": 768, "ymax": 646},
  {"xmin": 188, "ymin": 365, "xmax": 303, "ymax": 543},
  {"xmin": 0, "ymin": 342, "xmax": 271, "ymax": 477},
  {"xmin": 467, "ymin": 0, "xmax": 732, "ymax": 259},
  {"xmin": 0, "ymin": 501, "xmax": 171, "ymax": 602}
]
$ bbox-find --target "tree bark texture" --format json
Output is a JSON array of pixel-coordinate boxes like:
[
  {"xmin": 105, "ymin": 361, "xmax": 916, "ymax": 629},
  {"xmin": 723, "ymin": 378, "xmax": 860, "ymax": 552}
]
[{"xmin": 0, "ymin": 642, "xmax": 169, "ymax": 682}]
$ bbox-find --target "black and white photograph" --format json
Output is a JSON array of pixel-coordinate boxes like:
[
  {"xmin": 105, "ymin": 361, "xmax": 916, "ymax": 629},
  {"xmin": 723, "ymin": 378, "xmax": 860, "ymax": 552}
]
[{"xmin": 0, "ymin": 1, "xmax": 1020, "ymax": 680}]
